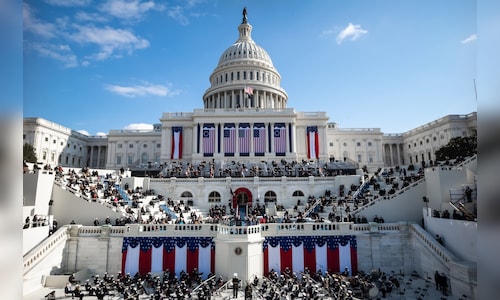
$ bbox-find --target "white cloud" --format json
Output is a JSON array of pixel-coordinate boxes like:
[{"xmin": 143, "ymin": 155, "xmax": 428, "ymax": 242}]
[
  {"xmin": 23, "ymin": 4, "xmax": 58, "ymax": 39},
  {"xmin": 77, "ymin": 130, "xmax": 89, "ymax": 135},
  {"xmin": 30, "ymin": 43, "xmax": 79, "ymax": 68},
  {"xmin": 99, "ymin": 0, "xmax": 163, "ymax": 20},
  {"xmin": 461, "ymin": 34, "xmax": 477, "ymax": 44},
  {"xmin": 105, "ymin": 82, "xmax": 179, "ymax": 97},
  {"xmin": 44, "ymin": 0, "xmax": 91, "ymax": 6},
  {"xmin": 75, "ymin": 11, "xmax": 109, "ymax": 23},
  {"xmin": 68, "ymin": 25, "xmax": 149, "ymax": 60},
  {"xmin": 123, "ymin": 123, "xmax": 154, "ymax": 131},
  {"xmin": 167, "ymin": 6, "xmax": 189, "ymax": 25},
  {"xmin": 336, "ymin": 23, "xmax": 368, "ymax": 44},
  {"xmin": 96, "ymin": 132, "xmax": 107, "ymax": 136}
]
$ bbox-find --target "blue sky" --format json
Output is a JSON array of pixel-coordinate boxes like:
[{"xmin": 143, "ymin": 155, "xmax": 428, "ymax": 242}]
[{"xmin": 22, "ymin": 0, "xmax": 479, "ymax": 136}]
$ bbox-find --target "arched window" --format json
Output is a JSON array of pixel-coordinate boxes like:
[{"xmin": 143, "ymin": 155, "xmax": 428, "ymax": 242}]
[
  {"xmin": 181, "ymin": 191, "xmax": 193, "ymax": 206},
  {"xmin": 292, "ymin": 190, "xmax": 304, "ymax": 197},
  {"xmin": 208, "ymin": 191, "xmax": 221, "ymax": 203},
  {"xmin": 181, "ymin": 191, "xmax": 193, "ymax": 197},
  {"xmin": 264, "ymin": 191, "xmax": 277, "ymax": 203}
]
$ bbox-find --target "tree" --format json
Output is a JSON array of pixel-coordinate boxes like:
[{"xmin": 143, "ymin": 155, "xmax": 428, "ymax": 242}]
[
  {"xmin": 434, "ymin": 132, "xmax": 477, "ymax": 161},
  {"xmin": 23, "ymin": 143, "xmax": 37, "ymax": 163}
]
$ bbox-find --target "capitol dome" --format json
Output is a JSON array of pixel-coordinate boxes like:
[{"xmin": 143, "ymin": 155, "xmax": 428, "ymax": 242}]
[{"xmin": 203, "ymin": 8, "xmax": 288, "ymax": 110}]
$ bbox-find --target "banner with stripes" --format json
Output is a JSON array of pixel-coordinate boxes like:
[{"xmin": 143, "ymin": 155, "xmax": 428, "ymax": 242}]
[
  {"xmin": 273, "ymin": 123, "xmax": 286, "ymax": 155},
  {"xmin": 307, "ymin": 126, "xmax": 319, "ymax": 159},
  {"xmin": 239, "ymin": 123, "xmax": 251, "ymax": 156},
  {"xmin": 223, "ymin": 123, "xmax": 236, "ymax": 156},
  {"xmin": 203, "ymin": 123, "xmax": 216, "ymax": 156},
  {"xmin": 253, "ymin": 123, "xmax": 266, "ymax": 156},
  {"xmin": 122, "ymin": 237, "xmax": 215, "ymax": 278},
  {"xmin": 171, "ymin": 127, "xmax": 183, "ymax": 159},
  {"xmin": 263, "ymin": 235, "xmax": 357, "ymax": 277}
]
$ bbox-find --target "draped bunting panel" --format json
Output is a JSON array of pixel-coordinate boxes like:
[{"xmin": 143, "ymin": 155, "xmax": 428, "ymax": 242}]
[
  {"xmin": 122, "ymin": 237, "xmax": 215, "ymax": 278},
  {"xmin": 262, "ymin": 235, "xmax": 357, "ymax": 276}
]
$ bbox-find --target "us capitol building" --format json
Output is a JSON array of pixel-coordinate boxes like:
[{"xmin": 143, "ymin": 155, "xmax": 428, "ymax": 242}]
[{"xmin": 23, "ymin": 9, "xmax": 476, "ymax": 172}]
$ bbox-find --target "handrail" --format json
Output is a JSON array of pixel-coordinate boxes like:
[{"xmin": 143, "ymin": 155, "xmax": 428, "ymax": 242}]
[
  {"xmin": 409, "ymin": 223, "xmax": 457, "ymax": 265},
  {"xmin": 23, "ymin": 226, "xmax": 69, "ymax": 275},
  {"xmin": 351, "ymin": 177, "xmax": 425, "ymax": 215},
  {"xmin": 191, "ymin": 274, "xmax": 216, "ymax": 294},
  {"xmin": 303, "ymin": 197, "xmax": 322, "ymax": 217}
]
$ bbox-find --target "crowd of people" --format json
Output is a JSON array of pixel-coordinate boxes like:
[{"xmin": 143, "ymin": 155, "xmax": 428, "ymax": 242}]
[{"xmin": 156, "ymin": 159, "xmax": 357, "ymax": 179}]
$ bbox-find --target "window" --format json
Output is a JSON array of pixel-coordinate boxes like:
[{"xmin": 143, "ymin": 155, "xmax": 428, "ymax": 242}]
[
  {"xmin": 143, "ymin": 144, "xmax": 147, "ymax": 148},
  {"xmin": 181, "ymin": 191, "xmax": 193, "ymax": 197},
  {"xmin": 237, "ymin": 72, "xmax": 240, "ymax": 80},
  {"xmin": 343, "ymin": 142, "xmax": 347, "ymax": 147},
  {"xmin": 225, "ymin": 73, "xmax": 228, "ymax": 82},
  {"xmin": 329, "ymin": 142, "xmax": 333, "ymax": 147},
  {"xmin": 414, "ymin": 143, "xmax": 417, "ymax": 147},
  {"xmin": 23, "ymin": 134, "xmax": 26, "ymax": 139},
  {"xmin": 368, "ymin": 142, "xmax": 372, "ymax": 146},
  {"xmin": 67, "ymin": 143, "xmax": 70, "ymax": 148},
  {"xmin": 440, "ymin": 134, "xmax": 445, "ymax": 140},
  {"xmin": 256, "ymin": 72, "xmax": 259, "ymax": 80},
  {"xmin": 433, "ymin": 137, "xmax": 437, "ymax": 141},
  {"xmin": 356, "ymin": 142, "xmax": 361, "ymax": 147},
  {"xmin": 118, "ymin": 144, "xmax": 123, "ymax": 149},
  {"xmin": 157, "ymin": 143, "xmax": 161, "ymax": 148},
  {"xmin": 419, "ymin": 141, "xmax": 423, "ymax": 145},
  {"xmin": 129, "ymin": 144, "xmax": 133, "ymax": 148},
  {"xmin": 243, "ymin": 71, "xmax": 247, "ymax": 79},
  {"xmin": 368, "ymin": 153, "xmax": 374, "ymax": 163},
  {"xmin": 116, "ymin": 156, "xmax": 122, "ymax": 165},
  {"xmin": 292, "ymin": 190, "xmax": 305, "ymax": 197},
  {"xmin": 42, "ymin": 151, "xmax": 47, "ymax": 160},
  {"xmin": 60, "ymin": 142, "xmax": 63, "ymax": 146},
  {"xmin": 128, "ymin": 155, "xmax": 134, "ymax": 165},
  {"xmin": 264, "ymin": 191, "xmax": 277, "ymax": 203},
  {"xmin": 408, "ymin": 144, "xmax": 411, "ymax": 149},
  {"xmin": 208, "ymin": 191, "xmax": 221, "ymax": 203},
  {"xmin": 426, "ymin": 139, "xmax": 429, "ymax": 143},
  {"xmin": 51, "ymin": 152, "xmax": 55, "ymax": 162},
  {"xmin": 45, "ymin": 137, "xmax": 48, "ymax": 142},
  {"xmin": 53, "ymin": 139, "xmax": 56, "ymax": 144},
  {"xmin": 231, "ymin": 72, "xmax": 234, "ymax": 80},
  {"xmin": 74, "ymin": 145, "xmax": 76, "ymax": 149},
  {"xmin": 250, "ymin": 71, "xmax": 253, "ymax": 80},
  {"xmin": 357, "ymin": 154, "xmax": 362, "ymax": 163}
]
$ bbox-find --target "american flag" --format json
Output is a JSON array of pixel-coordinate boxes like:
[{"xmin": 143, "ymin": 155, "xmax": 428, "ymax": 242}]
[
  {"xmin": 239, "ymin": 123, "xmax": 250, "ymax": 155},
  {"xmin": 122, "ymin": 237, "xmax": 215, "ymax": 277},
  {"xmin": 263, "ymin": 235, "xmax": 357, "ymax": 276},
  {"xmin": 223, "ymin": 123, "xmax": 236, "ymax": 155},
  {"xmin": 203, "ymin": 124, "xmax": 216, "ymax": 156},
  {"xmin": 307, "ymin": 126, "xmax": 319, "ymax": 159},
  {"xmin": 171, "ymin": 127, "xmax": 183, "ymax": 159},
  {"xmin": 244, "ymin": 86, "xmax": 253, "ymax": 95},
  {"xmin": 274, "ymin": 124, "xmax": 286, "ymax": 154},
  {"xmin": 253, "ymin": 123, "xmax": 266, "ymax": 155}
]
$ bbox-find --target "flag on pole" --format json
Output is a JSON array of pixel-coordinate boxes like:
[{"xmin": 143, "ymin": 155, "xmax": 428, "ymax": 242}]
[
  {"xmin": 171, "ymin": 127, "xmax": 183, "ymax": 159},
  {"xmin": 263, "ymin": 235, "xmax": 357, "ymax": 276},
  {"xmin": 244, "ymin": 86, "xmax": 254, "ymax": 95},
  {"xmin": 306, "ymin": 126, "xmax": 319, "ymax": 159}
]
